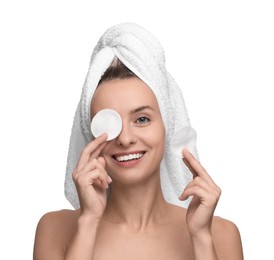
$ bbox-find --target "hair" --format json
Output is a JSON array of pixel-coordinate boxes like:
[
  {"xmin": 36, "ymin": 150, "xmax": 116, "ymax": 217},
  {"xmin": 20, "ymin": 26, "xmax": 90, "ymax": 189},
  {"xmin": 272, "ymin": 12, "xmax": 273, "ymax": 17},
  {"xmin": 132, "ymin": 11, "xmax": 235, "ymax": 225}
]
[{"xmin": 98, "ymin": 57, "xmax": 137, "ymax": 85}]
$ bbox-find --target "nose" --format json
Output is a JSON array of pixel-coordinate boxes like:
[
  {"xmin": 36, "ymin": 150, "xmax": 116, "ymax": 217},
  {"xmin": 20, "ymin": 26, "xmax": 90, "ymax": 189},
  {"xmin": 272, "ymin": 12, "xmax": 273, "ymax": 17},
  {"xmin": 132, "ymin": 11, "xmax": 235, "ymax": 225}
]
[{"xmin": 115, "ymin": 121, "xmax": 136, "ymax": 147}]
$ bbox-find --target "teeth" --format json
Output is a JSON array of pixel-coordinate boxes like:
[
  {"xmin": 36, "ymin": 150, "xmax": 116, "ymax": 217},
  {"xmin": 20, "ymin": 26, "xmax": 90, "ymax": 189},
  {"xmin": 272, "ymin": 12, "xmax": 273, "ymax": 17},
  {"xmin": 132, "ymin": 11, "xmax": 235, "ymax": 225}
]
[{"xmin": 115, "ymin": 153, "xmax": 144, "ymax": 162}]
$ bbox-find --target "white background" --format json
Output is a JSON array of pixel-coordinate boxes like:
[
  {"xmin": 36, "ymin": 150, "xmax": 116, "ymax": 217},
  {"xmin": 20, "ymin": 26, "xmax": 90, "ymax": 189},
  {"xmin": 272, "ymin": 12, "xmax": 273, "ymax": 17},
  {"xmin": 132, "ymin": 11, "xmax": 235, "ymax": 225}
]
[{"xmin": 0, "ymin": 1, "xmax": 273, "ymax": 259}]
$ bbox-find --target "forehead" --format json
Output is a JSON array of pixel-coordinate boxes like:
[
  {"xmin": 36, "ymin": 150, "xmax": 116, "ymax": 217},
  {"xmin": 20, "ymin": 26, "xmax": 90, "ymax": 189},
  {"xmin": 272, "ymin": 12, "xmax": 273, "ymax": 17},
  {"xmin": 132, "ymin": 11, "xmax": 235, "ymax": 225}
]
[{"xmin": 90, "ymin": 77, "xmax": 160, "ymax": 114}]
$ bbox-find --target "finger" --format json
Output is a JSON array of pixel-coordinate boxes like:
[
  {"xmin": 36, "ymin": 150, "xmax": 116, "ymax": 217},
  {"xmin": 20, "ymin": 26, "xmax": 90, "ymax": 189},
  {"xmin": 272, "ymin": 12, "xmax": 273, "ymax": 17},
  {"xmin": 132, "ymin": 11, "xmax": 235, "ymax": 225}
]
[
  {"xmin": 74, "ymin": 157, "xmax": 111, "ymax": 188},
  {"xmin": 97, "ymin": 157, "xmax": 112, "ymax": 183},
  {"xmin": 74, "ymin": 158, "xmax": 102, "ymax": 180},
  {"xmin": 179, "ymin": 174, "xmax": 221, "ymax": 204},
  {"xmin": 73, "ymin": 158, "xmax": 97, "ymax": 179},
  {"xmin": 78, "ymin": 162, "xmax": 110, "ymax": 189},
  {"xmin": 183, "ymin": 157, "xmax": 198, "ymax": 178},
  {"xmin": 96, "ymin": 157, "xmax": 112, "ymax": 184},
  {"xmin": 76, "ymin": 133, "xmax": 108, "ymax": 171},
  {"xmin": 182, "ymin": 148, "xmax": 215, "ymax": 186},
  {"xmin": 179, "ymin": 185, "xmax": 220, "ymax": 207},
  {"xmin": 185, "ymin": 176, "xmax": 212, "ymax": 193},
  {"xmin": 73, "ymin": 168, "xmax": 100, "ymax": 186},
  {"xmin": 74, "ymin": 168, "xmax": 109, "ymax": 190},
  {"xmin": 90, "ymin": 169, "xmax": 109, "ymax": 189},
  {"xmin": 83, "ymin": 133, "xmax": 108, "ymax": 161},
  {"xmin": 89, "ymin": 141, "xmax": 108, "ymax": 161},
  {"xmin": 179, "ymin": 185, "xmax": 206, "ymax": 201},
  {"xmin": 179, "ymin": 176, "xmax": 218, "ymax": 198}
]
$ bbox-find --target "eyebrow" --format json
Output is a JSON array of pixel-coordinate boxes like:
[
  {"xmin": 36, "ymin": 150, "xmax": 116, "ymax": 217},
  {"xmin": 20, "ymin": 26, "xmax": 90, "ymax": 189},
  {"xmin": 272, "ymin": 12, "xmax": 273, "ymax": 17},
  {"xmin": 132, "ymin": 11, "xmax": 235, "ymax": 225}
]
[{"xmin": 129, "ymin": 105, "xmax": 154, "ymax": 114}]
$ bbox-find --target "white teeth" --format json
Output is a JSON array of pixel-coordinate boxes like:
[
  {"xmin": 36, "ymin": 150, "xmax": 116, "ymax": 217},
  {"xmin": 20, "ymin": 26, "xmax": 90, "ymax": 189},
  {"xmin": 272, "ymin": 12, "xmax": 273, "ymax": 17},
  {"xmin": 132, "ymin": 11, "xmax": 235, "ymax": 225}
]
[{"xmin": 116, "ymin": 153, "xmax": 144, "ymax": 162}]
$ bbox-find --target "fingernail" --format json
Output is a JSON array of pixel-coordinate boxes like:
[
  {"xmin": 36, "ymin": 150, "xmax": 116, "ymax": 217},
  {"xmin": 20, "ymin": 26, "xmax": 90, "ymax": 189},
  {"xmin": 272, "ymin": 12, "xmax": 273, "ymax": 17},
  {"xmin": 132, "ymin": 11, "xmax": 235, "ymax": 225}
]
[
  {"xmin": 108, "ymin": 176, "xmax": 112, "ymax": 183},
  {"xmin": 100, "ymin": 132, "xmax": 108, "ymax": 138},
  {"xmin": 183, "ymin": 147, "xmax": 190, "ymax": 153}
]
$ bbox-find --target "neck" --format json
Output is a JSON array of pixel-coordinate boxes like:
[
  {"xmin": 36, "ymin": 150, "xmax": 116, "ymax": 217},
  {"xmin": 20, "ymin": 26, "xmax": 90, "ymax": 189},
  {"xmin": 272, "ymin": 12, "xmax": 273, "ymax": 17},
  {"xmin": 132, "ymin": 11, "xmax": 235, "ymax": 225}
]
[{"xmin": 103, "ymin": 173, "xmax": 169, "ymax": 231}]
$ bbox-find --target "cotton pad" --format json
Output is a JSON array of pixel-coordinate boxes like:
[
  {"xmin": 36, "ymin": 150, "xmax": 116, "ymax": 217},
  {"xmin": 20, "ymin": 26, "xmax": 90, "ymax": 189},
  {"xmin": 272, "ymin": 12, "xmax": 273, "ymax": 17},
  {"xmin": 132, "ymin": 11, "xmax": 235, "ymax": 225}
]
[
  {"xmin": 170, "ymin": 126, "xmax": 197, "ymax": 158},
  {"xmin": 91, "ymin": 109, "xmax": 122, "ymax": 141}
]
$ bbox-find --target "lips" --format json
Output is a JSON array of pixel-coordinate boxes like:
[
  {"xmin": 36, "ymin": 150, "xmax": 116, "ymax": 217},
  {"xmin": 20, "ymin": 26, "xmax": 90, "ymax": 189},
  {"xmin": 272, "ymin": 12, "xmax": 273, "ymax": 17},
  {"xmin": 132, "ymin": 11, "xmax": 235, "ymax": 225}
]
[
  {"xmin": 112, "ymin": 151, "xmax": 146, "ymax": 165},
  {"xmin": 112, "ymin": 151, "xmax": 146, "ymax": 163}
]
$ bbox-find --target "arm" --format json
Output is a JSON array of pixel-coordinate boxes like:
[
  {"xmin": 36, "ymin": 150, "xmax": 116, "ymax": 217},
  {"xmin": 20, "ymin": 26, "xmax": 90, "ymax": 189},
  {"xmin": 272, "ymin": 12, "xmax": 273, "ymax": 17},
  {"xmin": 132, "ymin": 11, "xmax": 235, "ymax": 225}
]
[
  {"xmin": 33, "ymin": 210, "xmax": 76, "ymax": 260},
  {"xmin": 212, "ymin": 217, "xmax": 244, "ymax": 260},
  {"xmin": 66, "ymin": 134, "xmax": 111, "ymax": 260},
  {"xmin": 33, "ymin": 211, "xmax": 102, "ymax": 260},
  {"xmin": 64, "ymin": 216, "xmax": 101, "ymax": 260},
  {"xmin": 34, "ymin": 134, "xmax": 111, "ymax": 260},
  {"xmin": 179, "ymin": 148, "xmax": 243, "ymax": 260},
  {"xmin": 191, "ymin": 222, "xmax": 244, "ymax": 260},
  {"xmin": 191, "ymin": 233, "xmax": 218, "ymax": 260}
]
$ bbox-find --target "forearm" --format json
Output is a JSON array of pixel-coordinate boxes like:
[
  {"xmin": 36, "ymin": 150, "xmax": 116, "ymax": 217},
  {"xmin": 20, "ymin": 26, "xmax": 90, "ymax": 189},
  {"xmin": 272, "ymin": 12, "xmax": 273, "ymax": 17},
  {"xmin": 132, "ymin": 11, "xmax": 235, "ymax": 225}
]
[
  {"xmin": 64, "ymin": 216, "xmax": 101, "ymax": 260},
  {"xmin": 191, "ymin": 234, "xmax": 218, "ymax": 260}
]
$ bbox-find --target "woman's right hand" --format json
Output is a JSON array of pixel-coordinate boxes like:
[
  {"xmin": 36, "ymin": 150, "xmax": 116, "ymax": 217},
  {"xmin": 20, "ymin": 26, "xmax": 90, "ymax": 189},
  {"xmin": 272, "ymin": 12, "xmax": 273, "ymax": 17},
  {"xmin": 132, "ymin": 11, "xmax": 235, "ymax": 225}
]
[{"xmin": 72, "ymin": 133, "xmax": 112, "ymax": 220}]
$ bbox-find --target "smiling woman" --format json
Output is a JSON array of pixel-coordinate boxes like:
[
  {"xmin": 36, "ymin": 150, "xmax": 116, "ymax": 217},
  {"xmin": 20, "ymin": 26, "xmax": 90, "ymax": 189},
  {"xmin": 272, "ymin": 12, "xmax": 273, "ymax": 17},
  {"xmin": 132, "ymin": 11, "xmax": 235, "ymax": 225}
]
[
  {"xmin": 92, "ymin": 75, "xmax": 165, "ymax": 184},
  {"xmin": 33, "ymin": 23, "xmax": 244, "ymax": 260}
]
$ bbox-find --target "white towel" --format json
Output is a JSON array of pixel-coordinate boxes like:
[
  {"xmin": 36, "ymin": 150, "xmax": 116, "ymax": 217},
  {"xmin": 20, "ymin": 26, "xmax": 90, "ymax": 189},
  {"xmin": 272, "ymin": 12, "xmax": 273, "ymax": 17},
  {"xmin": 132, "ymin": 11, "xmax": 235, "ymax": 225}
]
[{"xmin": 65, "ymin": 22, "xmax": 199, "ymax": 209}]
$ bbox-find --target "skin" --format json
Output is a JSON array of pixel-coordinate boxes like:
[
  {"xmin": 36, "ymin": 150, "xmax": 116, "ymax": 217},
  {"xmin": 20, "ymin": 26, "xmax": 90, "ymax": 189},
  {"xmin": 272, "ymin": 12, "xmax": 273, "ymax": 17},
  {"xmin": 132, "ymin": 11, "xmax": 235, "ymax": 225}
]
[{"xmin": 33, "ymin": 78, "xmax": 244, "ymax": 260}]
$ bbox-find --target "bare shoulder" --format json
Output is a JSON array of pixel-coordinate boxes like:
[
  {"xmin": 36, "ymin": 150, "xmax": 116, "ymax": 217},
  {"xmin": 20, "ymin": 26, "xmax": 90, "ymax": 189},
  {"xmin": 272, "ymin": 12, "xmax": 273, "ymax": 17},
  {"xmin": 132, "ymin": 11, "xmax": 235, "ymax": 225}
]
[
  {"xmin": 167, "ymin": 205, "xmax": 244, "ymax": 259},
  {"xmin": 212, "ymin": 216, "xmax": 242, "ymax": 242},
  {"xmin": 36, "ymin": 209, "xmax": 79, "ymax": 228},
  {"xmin": 33, "ymin": 209, "xmax": 79, "ymax": 260},
  {"xmin": 212, "ymin": 216, "xmax": 244, "ymax": 259}
]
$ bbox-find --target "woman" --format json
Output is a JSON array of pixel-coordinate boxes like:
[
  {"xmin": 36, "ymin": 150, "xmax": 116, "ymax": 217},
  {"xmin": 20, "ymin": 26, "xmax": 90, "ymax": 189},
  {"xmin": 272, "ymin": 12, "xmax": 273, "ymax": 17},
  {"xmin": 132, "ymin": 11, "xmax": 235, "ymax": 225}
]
[{"xmin": 33, "ymin": 23, "xmax": 243, "ymax": 260}]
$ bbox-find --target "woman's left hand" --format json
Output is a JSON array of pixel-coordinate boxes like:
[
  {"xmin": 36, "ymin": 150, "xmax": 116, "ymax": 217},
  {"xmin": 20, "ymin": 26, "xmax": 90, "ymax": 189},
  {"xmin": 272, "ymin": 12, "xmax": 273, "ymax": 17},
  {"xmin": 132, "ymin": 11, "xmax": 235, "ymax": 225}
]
[{"xmin": 179, "ymin": 148, "xmax": 221, "ymax": 239}]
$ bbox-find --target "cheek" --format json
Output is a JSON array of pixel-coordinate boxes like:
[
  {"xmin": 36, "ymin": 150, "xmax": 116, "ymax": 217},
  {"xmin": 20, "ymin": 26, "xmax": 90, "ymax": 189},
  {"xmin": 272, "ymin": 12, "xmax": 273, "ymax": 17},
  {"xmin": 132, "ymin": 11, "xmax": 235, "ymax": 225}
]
[{"xmin": 142, "ymin": 121, "xmax": 166, "ymax": 150}]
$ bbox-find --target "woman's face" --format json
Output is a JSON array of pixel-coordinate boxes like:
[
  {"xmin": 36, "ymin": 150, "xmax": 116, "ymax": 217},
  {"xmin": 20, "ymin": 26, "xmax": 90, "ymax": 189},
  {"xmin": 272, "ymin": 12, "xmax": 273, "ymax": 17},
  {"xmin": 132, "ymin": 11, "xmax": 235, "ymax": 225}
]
[{"xmin": 90, "ymin": 77, "xmax": 165, "ymax": 185}]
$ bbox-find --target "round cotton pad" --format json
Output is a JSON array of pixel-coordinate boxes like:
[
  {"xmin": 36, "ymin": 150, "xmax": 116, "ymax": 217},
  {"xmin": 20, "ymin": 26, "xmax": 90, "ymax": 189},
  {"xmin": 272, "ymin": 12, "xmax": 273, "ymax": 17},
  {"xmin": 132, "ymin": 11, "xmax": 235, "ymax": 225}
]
[
  {"xmin": 170, "ymin": 126, "xmax": 197, "ymax": 158},
  {"xmin": 91, "ymin": 109, "xmax": 122, "ymax": 141}
]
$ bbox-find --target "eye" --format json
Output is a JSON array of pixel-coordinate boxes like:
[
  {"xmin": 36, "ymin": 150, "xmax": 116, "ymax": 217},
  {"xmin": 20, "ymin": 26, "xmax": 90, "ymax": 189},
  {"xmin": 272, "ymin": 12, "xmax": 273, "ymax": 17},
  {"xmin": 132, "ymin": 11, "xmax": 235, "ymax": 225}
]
[{"xmin": 136, "ymin": 116, "xmax": 151, "ymax": 124}]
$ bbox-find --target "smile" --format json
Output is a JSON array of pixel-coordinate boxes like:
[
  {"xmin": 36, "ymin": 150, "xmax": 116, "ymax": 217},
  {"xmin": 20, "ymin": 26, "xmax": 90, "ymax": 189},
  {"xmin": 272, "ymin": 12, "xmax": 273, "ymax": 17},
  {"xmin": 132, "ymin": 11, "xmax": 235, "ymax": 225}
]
[{"xmin": 112, "ymin": 152, "xmax": 146, "ymax": 162}]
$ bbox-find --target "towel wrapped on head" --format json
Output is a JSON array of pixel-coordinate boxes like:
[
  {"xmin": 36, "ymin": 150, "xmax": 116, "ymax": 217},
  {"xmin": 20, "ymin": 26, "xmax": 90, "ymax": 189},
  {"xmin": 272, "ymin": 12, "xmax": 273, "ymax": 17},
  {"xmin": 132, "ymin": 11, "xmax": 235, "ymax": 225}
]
[{"xmin": 65, "ymin": 22, "xmax": 199, "ymax": 209}]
